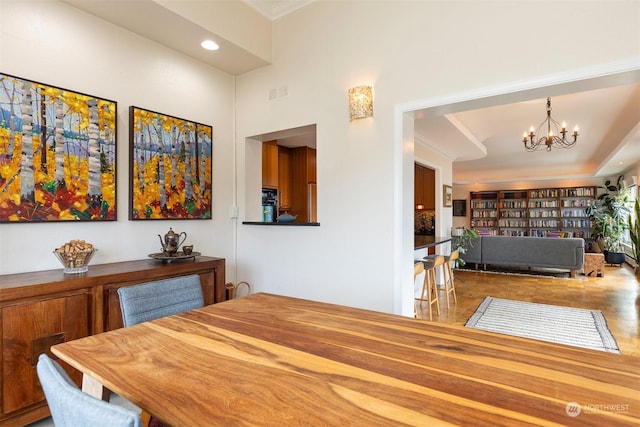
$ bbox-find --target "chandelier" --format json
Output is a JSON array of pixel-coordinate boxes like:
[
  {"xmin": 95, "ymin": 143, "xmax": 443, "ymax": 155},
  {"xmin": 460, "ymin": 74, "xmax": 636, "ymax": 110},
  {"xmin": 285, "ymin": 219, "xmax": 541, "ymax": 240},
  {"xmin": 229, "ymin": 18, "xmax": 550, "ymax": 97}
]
[{"xmin": 522, "ymin": 97, "xmax": 579, "ymax": 151}]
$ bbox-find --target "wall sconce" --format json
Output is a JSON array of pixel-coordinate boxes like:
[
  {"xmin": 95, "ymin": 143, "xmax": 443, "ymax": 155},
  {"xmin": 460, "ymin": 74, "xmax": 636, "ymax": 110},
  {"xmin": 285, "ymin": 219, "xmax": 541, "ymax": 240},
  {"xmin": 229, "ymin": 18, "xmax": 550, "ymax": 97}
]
[
  {"xmin": 348, "ymin": 85, "xmax": 373, "ymax": 121},
  {"xmin": 416, "ymin": 204, "xmax": 425, "ymax": 210}
]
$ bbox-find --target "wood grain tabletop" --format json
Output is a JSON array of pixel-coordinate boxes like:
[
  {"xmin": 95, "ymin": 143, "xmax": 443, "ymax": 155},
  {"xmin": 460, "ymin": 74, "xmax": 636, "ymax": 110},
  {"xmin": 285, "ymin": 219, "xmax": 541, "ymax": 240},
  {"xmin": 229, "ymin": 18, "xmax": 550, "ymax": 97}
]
[{"xmin": 52, "ymin": 293, "xmax": 640, "ymax": 426}]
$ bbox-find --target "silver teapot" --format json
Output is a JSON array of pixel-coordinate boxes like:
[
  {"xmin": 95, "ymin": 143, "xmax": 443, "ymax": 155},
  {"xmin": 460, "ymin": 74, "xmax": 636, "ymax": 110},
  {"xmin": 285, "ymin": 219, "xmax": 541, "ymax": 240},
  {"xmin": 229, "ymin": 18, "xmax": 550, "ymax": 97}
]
[{"xmin": 158, "ymin": 227, "xmax": 187, "ymax": 256}]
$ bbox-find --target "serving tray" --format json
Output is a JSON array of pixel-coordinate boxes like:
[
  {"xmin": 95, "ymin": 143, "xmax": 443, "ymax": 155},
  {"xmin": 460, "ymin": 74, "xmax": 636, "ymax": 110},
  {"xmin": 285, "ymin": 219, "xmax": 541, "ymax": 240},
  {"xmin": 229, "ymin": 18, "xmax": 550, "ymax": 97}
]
[{"xmin": 148, "ymin": 252, "xmax": 201, "ymax": 263}]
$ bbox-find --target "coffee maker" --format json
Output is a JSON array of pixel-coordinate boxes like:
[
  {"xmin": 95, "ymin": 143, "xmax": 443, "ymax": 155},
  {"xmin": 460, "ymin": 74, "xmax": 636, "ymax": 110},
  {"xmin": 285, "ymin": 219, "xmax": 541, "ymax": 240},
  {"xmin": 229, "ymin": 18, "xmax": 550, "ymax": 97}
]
[{"xmin": 261, "ymin": 188, "xmax": 277, "ymax": 222}]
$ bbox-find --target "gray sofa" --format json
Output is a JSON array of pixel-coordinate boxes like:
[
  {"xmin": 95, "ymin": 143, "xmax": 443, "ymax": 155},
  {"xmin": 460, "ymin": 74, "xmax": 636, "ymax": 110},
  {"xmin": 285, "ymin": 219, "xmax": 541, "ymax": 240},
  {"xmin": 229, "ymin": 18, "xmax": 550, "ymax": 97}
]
[{"xmin": 459, "ymin": 236, "xmax": 585, "ymax": 277}]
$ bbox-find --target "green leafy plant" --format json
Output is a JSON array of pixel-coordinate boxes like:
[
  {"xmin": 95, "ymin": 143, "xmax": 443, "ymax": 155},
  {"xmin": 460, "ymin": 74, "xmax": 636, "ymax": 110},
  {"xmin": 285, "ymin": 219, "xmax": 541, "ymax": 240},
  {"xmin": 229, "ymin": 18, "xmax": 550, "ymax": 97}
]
[
  {"xmin": 628, "ymin": 197, "xmax": 640, "ymax": 265},
  {"xmin": 451, "ymin": 227, "xmax": 479, "ymax": 267},
  {"xmin": 586, "ymin": 175, "xmax": 631, "ymax": 252}
]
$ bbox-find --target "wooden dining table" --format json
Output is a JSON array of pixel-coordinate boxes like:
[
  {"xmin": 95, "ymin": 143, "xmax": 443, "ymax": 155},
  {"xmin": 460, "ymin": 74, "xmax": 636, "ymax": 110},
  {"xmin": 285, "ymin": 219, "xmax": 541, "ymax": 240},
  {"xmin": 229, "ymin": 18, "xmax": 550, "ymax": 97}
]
[{"xmin": 51, "ymin": 293, "xmax": 640, "ymax": 426}]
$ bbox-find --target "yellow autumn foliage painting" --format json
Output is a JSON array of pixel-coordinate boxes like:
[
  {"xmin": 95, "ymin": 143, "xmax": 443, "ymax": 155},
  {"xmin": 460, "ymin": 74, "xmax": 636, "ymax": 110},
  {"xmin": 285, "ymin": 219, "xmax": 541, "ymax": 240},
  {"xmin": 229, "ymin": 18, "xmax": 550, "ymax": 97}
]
[
  {"xmin": 129, "ymin": 106, "xmax": 212, "ymax": 220},
  {"xmin": 0, "ymin": 73, "xmax": 117, "ymax": 222}
]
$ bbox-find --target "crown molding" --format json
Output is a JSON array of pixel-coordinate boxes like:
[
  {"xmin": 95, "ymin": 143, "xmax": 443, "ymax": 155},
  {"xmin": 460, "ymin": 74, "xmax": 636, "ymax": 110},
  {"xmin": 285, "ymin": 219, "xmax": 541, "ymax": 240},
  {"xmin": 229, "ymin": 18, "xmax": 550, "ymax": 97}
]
[{"xmin": 242, "ymin": 0, "xmax": 316, "ymax": 20}]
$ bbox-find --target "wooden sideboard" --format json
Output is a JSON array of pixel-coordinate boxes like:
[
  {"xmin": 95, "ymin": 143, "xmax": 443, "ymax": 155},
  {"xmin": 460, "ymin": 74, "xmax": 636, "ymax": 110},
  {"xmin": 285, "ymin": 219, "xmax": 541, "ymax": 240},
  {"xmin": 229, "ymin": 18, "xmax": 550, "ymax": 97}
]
[{"xmin": 0, "ymin": 256, "xmax": 225, "ymax": 426}]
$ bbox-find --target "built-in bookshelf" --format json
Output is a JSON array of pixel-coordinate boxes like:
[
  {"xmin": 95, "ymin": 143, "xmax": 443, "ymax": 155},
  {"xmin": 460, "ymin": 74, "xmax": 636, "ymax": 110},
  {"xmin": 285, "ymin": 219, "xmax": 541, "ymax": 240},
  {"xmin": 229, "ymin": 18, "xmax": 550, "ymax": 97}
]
[
  {"xmin": 498, "ymin": 190, "xmax": 528, "ymax": 236},
  {"xmin": 470, "ymin": 191, "xmax": 498, "ymax": 235},
  {"xmin": 559, "ymin": 186, "xmax": 596, "ymax": 238},
  {"xmin": 470, "ymin": 186, "xmax": 595, "ymax": 237},
  {"xmin": 528, "ymin": 189, "xmax": 560, "ymax": 237}
]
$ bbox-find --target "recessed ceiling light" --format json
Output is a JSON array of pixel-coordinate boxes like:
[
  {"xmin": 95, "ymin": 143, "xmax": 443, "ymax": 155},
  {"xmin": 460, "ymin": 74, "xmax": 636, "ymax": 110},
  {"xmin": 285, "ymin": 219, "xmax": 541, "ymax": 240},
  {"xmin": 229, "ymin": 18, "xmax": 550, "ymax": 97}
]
[{"xmin": 201, "ymin": 40, "xmax": 219, "ymax": 51}]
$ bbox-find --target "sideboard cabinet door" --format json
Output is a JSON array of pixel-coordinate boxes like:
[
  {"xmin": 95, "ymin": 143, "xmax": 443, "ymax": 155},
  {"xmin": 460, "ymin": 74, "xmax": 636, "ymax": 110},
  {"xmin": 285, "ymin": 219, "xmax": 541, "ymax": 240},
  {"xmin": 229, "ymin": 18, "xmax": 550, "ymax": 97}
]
[{"xmin": 2, "ymin": 292, "xmax": 89, "ymax": 414}]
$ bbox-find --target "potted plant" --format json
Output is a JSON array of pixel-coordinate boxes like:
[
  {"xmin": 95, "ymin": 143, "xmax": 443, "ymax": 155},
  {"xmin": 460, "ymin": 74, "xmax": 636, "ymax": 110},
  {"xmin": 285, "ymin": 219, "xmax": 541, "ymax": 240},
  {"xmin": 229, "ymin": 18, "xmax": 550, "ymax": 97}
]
[
  {"xmin": 586, "ymin": 175, "xmax": 631, "ymax": 265},
  {"xmin": 451, "ymin": 227, "xmax": 479, "ymax": 267},
  {"xmin": 628, "ymin": 197, "xmax": 640, "ymax": 273}
]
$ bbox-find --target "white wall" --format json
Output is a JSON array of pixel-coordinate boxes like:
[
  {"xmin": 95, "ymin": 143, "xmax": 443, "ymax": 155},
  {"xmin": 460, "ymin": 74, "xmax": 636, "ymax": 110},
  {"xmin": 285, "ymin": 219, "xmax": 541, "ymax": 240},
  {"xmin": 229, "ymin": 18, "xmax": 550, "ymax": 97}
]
[
  {"xmin": 233, "ymin": 0, "xmax": 640, "ymax": 315},
  {"xmin": 0, "ymin": 0, "xmax": 237, "ymax": 277}
]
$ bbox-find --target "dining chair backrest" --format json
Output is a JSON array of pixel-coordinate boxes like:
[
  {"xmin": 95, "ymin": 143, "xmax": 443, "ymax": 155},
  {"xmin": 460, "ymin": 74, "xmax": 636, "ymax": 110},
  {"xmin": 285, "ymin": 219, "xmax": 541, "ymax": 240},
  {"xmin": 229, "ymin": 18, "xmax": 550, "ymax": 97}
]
[
  {"xmin": 118, "ymin": 274, "xmax": 204, "ymax": 327},
  {"xmin": 36, "ymin": 354, "xmax": 142, "ymax": 427}
]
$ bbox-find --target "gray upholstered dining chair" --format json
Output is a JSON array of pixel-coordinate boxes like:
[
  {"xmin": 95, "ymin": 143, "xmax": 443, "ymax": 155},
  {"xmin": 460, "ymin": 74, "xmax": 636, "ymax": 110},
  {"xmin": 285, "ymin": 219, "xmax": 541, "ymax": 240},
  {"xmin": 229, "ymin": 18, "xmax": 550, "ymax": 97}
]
[
  {"xmin": 117, "ymin": 274, "xmax": 204, "ymax": 327},
  {"xmin": 37, "ymin": 353, "xmax": 142, "ymax": 427}
]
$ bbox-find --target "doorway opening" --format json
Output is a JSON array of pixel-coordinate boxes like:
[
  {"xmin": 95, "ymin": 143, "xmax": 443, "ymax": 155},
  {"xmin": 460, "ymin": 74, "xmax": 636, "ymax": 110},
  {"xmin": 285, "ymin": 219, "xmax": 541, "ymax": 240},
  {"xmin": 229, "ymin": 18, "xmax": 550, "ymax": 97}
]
[{"xmin": 395, "ymin": 64, "xmax": 640, "ymax": 317}]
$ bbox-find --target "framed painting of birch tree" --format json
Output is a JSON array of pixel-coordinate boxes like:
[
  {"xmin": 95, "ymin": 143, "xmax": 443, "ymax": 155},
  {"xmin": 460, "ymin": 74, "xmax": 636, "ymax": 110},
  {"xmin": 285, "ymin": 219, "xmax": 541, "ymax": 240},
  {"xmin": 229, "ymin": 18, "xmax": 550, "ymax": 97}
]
[
  {"xmin": 129, "ymin": 106, "xmax": 212, "ymax": 220},
  {"xmin": 0, "ymin": 73, "xmax": 117, "ymax": 222}
]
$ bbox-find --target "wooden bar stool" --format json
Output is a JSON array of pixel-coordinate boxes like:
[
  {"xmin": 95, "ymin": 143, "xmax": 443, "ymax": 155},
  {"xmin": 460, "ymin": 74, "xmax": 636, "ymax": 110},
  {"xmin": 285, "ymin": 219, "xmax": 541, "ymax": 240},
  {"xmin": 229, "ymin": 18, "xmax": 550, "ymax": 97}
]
[
  {"xmin": 443, "ymin": 250, "xmax": 459, "ymax": 309},
  {"xmin": 413, "ymin": 262, "xmax": 425, "ymax": 318},
  {"xmin": 423, "ymin": 253, "xmax": 444, "ymax": 287},
  {"xmin": 415, "ymin": 255, "xmax": 443, "ymax": 320}
]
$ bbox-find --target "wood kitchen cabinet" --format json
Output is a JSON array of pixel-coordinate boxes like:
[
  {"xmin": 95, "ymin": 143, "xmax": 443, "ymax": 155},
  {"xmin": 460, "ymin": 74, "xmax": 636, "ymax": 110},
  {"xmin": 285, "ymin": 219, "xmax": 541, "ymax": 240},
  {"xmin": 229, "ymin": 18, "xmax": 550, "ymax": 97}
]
[
  {"xmin": 278, "ymin": 146, "xmax": 292, "ymax": 208},
  {"xmin": 414, "ymin": 163, "xmax": 425, "ymax": 208},
  {"xmin": 262, "ymin": 142, "xmax": 317, "ymax": 223},
  {"xmin": 291, "ymin": 147, "xmax": 317, "ymax": 223},
  {"xmin": 262, "ymin": 140, "xmax": 279, "ymax": 188},
  {"xmin": 414, "ymin": 163, "xmax": 435, "ymax": 210},
  {"xmin": 0, "ymin": 256, "xmax": 225, "ymax": 426}
]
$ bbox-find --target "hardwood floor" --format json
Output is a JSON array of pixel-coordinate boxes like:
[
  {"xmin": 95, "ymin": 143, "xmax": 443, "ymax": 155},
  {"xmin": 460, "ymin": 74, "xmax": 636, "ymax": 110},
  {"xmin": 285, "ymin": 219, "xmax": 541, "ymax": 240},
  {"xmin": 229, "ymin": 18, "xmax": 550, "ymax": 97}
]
[{"xmin": 415, "ymin": 262, "xmax": 640, "ymax": 357}]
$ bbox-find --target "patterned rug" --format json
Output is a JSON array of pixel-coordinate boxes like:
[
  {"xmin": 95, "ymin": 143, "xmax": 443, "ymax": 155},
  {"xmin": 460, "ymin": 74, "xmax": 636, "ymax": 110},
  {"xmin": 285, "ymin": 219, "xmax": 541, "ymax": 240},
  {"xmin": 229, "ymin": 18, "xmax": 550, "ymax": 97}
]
[{"xmin": 465, "ymin": 297, "xmax": 621, "ymax": 353}]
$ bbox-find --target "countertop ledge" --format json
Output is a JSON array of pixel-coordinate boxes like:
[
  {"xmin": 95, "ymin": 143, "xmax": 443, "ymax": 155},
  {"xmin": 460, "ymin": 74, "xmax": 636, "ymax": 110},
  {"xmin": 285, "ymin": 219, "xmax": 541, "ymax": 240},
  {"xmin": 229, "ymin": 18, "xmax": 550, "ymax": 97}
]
[{"xmin": 415, "ymin": 235, "xmax": 452, "ymax": 250}]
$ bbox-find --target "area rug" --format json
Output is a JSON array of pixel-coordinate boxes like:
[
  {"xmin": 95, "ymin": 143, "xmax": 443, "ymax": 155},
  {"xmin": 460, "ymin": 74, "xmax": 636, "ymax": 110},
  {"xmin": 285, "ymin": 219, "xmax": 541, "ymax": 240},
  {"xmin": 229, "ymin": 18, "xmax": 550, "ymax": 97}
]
[{"xmin": 465, "ymin": 297, "xmax": 621, "ymax": 353}]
